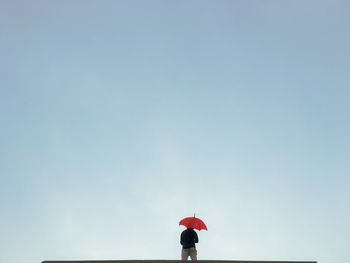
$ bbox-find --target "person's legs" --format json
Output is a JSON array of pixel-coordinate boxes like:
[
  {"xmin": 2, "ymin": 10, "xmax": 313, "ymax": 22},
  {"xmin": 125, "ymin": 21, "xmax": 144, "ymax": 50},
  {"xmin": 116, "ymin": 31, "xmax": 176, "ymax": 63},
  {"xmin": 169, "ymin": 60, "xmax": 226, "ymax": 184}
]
[
  {"xmin": 181, "ymin": 248, "xmax": 189, "ymax": 260},
  {"xmin": 189, "ymin": 247, "xmax": 197, "ymax": 260}
]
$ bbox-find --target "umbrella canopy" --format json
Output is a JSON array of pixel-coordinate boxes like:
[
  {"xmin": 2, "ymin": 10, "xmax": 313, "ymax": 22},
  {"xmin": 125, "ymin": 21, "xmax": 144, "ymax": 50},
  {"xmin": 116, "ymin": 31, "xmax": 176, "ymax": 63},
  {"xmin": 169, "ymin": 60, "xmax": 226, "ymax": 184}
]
[{"xmin": 179, "ymin": 216, "xmax": 208, "ymax": 231}]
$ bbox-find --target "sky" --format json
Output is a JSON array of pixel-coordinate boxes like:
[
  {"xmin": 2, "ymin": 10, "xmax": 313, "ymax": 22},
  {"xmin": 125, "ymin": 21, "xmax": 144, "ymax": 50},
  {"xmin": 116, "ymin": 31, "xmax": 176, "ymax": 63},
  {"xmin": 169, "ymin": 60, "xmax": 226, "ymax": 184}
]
[{"xmin": 0, "ymin": 1, "xmax": 349, "ymax": 263}]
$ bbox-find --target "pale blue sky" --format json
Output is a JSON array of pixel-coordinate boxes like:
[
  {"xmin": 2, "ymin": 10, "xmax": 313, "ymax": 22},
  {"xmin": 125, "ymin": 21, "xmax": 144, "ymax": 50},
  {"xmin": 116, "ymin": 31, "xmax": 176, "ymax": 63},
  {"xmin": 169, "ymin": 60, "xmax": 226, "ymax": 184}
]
[{"xmin": 0, "ymin": 1, "xmax": 349, "ymax": 263}]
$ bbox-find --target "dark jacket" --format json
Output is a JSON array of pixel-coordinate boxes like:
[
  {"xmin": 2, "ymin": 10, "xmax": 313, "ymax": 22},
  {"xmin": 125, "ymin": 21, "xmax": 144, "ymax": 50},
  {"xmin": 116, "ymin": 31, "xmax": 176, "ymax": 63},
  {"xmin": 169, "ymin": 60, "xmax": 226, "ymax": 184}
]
[{"xmin": 180, "ymin": 228, "xmax": 199, "ymax": 249}]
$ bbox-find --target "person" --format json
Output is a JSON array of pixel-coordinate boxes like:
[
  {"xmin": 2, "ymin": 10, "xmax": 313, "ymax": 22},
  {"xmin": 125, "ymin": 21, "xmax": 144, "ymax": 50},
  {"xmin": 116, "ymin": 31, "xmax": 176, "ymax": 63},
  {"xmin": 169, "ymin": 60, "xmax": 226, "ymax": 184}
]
[{"xmin": 180, "ymin": 227, "xmax": 199, "ymax": 260}]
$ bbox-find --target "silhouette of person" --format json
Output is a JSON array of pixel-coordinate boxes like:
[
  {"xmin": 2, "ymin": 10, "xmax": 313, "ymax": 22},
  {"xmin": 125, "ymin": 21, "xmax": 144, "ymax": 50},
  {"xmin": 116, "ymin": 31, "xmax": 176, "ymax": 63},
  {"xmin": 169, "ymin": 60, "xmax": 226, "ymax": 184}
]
[{"xmin": 180, "ymin": 227, "xmax": 199, "ymax": 260}]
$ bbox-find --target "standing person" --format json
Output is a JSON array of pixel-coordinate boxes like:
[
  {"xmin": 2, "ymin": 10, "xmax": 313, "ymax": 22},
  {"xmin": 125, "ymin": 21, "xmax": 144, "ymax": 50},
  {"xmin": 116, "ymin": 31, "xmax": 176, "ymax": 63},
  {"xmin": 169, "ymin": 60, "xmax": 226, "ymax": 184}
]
[{"xmin": 180, "ymin": 227, "xmax": 199, "ymax": 260}]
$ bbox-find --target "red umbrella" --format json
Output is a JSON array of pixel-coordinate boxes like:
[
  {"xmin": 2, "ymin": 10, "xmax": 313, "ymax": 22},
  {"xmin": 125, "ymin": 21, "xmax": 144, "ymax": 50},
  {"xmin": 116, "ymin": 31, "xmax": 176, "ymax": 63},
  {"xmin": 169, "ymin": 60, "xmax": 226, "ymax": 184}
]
[{"xmin": 179, "ymin": 215, "xmax": 208, "ymax": 231}]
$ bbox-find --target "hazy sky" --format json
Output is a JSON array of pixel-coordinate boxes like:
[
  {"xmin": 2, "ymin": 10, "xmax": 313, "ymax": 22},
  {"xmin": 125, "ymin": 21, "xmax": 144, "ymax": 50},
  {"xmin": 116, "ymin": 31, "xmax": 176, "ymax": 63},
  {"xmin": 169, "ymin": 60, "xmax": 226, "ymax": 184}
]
[{"xmin": 0, "ymin": 1, "xmax": 349, "ymax": 263}]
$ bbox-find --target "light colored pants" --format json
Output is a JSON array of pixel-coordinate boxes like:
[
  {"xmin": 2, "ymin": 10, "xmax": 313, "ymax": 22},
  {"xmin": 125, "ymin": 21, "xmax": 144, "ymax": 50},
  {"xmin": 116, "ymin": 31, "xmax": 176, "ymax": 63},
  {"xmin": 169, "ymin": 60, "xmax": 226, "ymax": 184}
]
[{"xmin": 181, "ymin": 247, "xmax": 197, "ymax": 260}]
